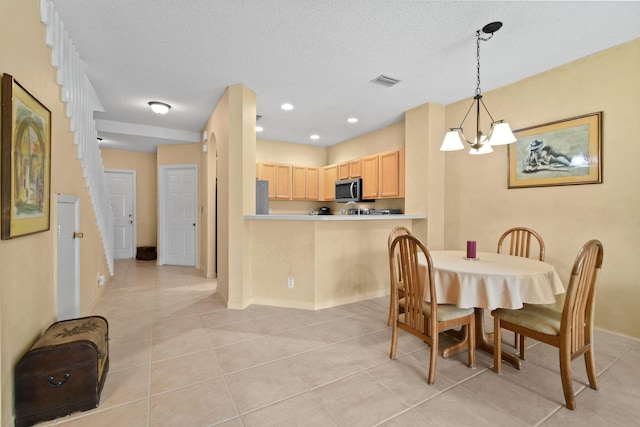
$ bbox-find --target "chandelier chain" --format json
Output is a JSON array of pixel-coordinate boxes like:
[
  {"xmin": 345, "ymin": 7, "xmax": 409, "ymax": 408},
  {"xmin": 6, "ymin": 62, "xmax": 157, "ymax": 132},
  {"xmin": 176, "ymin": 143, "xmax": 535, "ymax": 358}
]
[{"xmin": 476, "ymin": 31, "xmax": 482, "ymax": 96}]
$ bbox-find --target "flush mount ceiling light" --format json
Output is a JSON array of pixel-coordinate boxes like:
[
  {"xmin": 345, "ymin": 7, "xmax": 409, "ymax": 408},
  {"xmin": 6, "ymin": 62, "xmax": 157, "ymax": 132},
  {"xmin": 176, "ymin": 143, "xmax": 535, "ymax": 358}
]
[
  {"xmin": 347, "ymin": 117, "xmax": 358, "ymax": 123},
  {"xmin": 148, "ymin": 101, "xmax": 171, "ymax": 115},
  {"xmin": 310, "ymin": 134, "xmax": 320, "ymax": 140},
  {"xmin": 256, "ymin": 126, "xmax": 264, "ymax": 132},
  {"xmin": 280, "ymin": 103, "xmax": 294, "ymax": 111},
  {"xmin": 440, "ymin": 22, "xmax": 516, "ymax": 155}
]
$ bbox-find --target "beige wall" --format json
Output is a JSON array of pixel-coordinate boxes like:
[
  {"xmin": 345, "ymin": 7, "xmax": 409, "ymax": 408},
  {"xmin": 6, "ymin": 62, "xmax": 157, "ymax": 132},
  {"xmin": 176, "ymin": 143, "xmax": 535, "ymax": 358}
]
[
  {"xmin": 257, "ymin": 139, "xmax": 327, "ymax": 166},
  {"xmin": 157, "ymin": 142, "xmax": 201, "ymax": 166},
  {"xmin": 101, "ymin": 149, "xmax": 158, "ymax": 246},
  {"xmin": 0, "ymin": 2, "xmax": 110, "ymax": 425},
  {"xmin": 328, "ymin": 121, "xmax": 405, "ymax": 164},
  {"xmin": 441, "ymin": 40, "xmax": 640, "ymax": 338},
  {"xmin": 404, "ymin": 103, "xmax": 445, "ymax": 246},
  {"xmin": 204, "ymin": 85, "xmax": 257, "ymax": 308}
]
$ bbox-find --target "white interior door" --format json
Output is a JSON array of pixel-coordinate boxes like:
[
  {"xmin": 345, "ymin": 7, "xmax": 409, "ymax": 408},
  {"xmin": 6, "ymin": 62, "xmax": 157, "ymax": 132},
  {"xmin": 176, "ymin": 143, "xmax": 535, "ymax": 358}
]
[
  {"xmin": 106, "ymin": 170, "xmax": 136, "ymax": 259},
  {"xmin": 161, "ymin": 166, "xmax": 197, "ymax": 266},
  {"xmin": 57, "ymin": 195, "xmax": 80, "ymax": 321}
]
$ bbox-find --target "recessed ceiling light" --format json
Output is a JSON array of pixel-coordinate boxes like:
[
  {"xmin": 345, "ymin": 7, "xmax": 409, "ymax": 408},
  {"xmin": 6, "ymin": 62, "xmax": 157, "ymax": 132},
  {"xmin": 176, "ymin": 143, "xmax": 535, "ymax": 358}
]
[
  {"xmin": 148, "ymin": 101, "xmax": 171, "ymax": 114},
  {"xmin": 347, "ymin": 117, "xmax": 358, "ymax": 123},
  {"xmin": 256, "ymin": 126, "xmax": 264, "ymax": 132},
  {"xmin": 310, "ymin": 134, "xmax": 320, "ymax": 140},
  {"xmin": 281, "ymin": 103, "xmax": 294, "ymax": 111}
]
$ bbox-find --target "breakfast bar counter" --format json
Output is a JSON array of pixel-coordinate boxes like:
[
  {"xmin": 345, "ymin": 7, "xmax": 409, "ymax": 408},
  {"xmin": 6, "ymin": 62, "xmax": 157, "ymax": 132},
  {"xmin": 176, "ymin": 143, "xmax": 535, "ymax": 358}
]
[
  {"xmin": 245, "ymin": 214, "xmax": 426, "ymax": 310},
  {"xmin": 244, "ymin": 214, "xmax": 425, "ymax": 221}
]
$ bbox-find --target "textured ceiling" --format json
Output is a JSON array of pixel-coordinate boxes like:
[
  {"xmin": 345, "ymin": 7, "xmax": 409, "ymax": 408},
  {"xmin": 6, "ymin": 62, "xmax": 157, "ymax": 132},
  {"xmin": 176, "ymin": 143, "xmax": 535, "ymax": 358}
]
[{"xmin": 51, "ymin": 0, "xmax": 640, "ymax": 152}]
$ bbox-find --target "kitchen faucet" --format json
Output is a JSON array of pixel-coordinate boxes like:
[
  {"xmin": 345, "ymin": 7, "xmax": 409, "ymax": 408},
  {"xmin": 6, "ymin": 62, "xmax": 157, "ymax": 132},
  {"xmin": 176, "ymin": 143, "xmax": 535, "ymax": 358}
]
[{"xmin": 341, "ymin": 200, "xmax": 360, "ymax": 215}]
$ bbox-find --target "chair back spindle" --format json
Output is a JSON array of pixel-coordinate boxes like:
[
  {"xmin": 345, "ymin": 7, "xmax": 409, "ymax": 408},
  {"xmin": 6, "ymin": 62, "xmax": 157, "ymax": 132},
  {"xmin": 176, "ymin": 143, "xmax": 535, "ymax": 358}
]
[
  {"xmin": 561, "ymin": 240, "xmax": 603, "ymax": 353},
  {"xmin": 497, "ymin": 226, "xmax": 545, "ymax": 261}
]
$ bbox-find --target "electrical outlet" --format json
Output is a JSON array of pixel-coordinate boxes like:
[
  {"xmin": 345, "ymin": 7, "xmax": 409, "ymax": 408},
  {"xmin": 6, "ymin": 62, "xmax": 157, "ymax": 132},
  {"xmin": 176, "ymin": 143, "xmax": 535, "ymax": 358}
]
[{"xmin": 287, "ymin": 277, "xmax": 294, "ymax": 288}]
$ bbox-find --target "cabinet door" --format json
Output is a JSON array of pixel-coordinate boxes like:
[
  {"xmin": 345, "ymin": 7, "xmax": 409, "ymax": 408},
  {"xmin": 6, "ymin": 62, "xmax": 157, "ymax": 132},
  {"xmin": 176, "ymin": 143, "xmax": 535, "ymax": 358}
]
[
  {"xmin": 338, "ymin": 162, "xmax": 350, "ymax": 181},
  {"xmin": 322, "ymin": 165, "xmax": 337, "ymax": 201},
  {"xmin": 362, "ymin": 155, "xmax": 379, "ymax": 199},
  {"xmin": 292, "ymin": 166, "xmax": 307, "ymax": 200},
  {"xmin": 306, "ymin": 167, "xmax": 319, "ymax": 200},
  {"xmin": 275, "ymin": 164, "xmax": 292, "ymax": 199},
  {"xmin": 257, "ymin": 162, "xmax": 277, "ymax": 198},
  {"xmin": 349, "ymin": 159, "xmax": 362, "ymax": 178},
  {"xmin": 379, "ymin": 150, "xmax": 400, "ymax": 197}
]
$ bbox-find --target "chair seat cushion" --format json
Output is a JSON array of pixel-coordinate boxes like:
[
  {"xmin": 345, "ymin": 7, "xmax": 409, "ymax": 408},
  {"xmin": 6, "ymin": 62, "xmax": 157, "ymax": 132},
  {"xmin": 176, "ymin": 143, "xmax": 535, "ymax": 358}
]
[
  {"xmin": 492, "ymin": 305, "xmax": 561, "ymax": 336},
  {"xmin": 399, "ymin": 299, "xmax": 474, "ymax": 322}
]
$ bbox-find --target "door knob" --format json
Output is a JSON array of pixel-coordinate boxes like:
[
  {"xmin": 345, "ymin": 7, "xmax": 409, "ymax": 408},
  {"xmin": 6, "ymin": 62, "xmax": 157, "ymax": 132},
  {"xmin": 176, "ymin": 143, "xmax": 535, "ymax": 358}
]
[{"xmin": 73, "ymin": 232, "xmax": 84, "ymax": 239}]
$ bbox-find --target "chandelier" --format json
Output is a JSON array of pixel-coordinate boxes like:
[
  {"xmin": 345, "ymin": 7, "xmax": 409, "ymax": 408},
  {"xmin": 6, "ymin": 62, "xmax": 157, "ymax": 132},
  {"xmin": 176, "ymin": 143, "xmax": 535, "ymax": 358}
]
[{"xmin": 440, "ymin": 22, "xmax": 516, "ymax": 155}]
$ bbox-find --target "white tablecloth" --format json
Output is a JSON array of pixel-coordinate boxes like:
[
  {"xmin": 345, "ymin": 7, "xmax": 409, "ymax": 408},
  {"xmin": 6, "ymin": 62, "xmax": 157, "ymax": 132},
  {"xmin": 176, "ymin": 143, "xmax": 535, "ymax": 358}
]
[{"xmin": 425, "ymin": 251, "xmax": 565, "ymax": 310}]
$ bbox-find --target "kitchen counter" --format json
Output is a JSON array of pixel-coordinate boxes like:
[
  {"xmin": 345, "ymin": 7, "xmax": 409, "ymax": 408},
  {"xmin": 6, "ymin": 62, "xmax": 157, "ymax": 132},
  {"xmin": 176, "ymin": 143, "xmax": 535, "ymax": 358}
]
[
  {"xmin": 244, "ymin": 214, "xmax": 425, "ymax": 221},
  {"xmin": 246, "ymin": 214, "xmax": 426, "ymax": 310}
]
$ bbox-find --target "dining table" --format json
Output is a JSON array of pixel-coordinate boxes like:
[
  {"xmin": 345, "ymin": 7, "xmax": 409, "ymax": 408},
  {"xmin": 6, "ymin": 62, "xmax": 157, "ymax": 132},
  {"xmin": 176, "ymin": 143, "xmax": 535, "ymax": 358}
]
[{"xmin": 423, "ymin": 250, "xmax": 565, "ymax": 368}]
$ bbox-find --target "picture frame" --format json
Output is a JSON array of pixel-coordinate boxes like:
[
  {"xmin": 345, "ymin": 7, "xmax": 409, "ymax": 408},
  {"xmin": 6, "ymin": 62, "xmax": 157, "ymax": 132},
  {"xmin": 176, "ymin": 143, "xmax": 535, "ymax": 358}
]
[
  {"xmin": 1, "ymin": 74, "xmax": 51, "ymax": 239},
  {"xmin": 508, "ymin": 112, "xmax": 602, "ymax": 189}
]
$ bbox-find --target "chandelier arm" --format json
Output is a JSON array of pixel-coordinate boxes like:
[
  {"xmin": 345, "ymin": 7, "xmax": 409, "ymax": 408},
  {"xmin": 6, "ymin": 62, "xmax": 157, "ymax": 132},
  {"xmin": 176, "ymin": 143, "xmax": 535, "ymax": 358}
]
[
  {"xmin": 457, "ymin": 98, "xmax": 477, "ymax": 132},
  {"xmin": 479, "ymin": 98, "xmax": 497, "ymax": 123}
]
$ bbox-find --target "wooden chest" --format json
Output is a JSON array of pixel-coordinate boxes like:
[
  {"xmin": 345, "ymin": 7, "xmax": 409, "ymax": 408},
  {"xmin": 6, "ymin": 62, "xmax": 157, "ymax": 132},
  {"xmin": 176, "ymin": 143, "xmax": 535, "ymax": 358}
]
[{"xmin": 14, "ymin": 316, "xmax": 109, "ymax": 427}]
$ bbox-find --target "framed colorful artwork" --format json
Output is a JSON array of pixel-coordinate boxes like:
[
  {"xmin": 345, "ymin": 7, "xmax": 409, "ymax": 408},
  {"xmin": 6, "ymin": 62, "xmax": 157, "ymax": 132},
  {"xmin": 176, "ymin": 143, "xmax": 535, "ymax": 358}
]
[
  {"xmin": 1, "ymin": 74, "xmax": 51, "ymax": 239},
  {"xmin": 508, "ymin": 112, "xmax": 602, "ymax": 189}
]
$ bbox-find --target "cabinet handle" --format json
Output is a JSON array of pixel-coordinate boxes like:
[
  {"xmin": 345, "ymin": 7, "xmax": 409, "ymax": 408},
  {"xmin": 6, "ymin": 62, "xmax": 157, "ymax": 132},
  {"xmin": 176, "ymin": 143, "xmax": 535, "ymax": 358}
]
[{"xmin": 48, "ymin": 373, "xmax": 70, "ymax": 387}]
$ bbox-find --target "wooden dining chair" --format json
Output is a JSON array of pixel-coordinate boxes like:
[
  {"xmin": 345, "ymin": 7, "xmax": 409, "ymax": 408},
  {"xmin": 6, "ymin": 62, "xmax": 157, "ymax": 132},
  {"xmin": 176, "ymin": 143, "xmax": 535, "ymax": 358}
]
[
  {"xmin": 389, "ymin": 234, "xmax": 475, "ymax": 385},
  {"xmin": 492, "ymin": 239, "xmax": 604, "ymax": 410},
  {"xmin": 387, "ymin": 226, "xmax": 411, "ymax": 326},
  {"xmin": 497, "ymin": 226, "xmax": 546, "ymax": 349},
  {"xmin": 497, "ymin": 226, "xmax": 545, "ymax": 261}
]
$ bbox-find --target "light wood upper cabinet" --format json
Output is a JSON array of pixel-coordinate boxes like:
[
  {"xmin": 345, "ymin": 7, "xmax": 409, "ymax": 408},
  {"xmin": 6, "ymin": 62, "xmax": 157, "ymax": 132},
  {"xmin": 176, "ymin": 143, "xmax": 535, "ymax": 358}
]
[
  {"xmin": 292, "ymin": 166, "xmax": 319, "ymax": 200},
  {"xmin": 338, "ymin": 162, "xmax": 350, "ymax": 181},
  {"xmin": 257, "ymin": 148, "xmax": 403, "ymax": 202},
  {"xmin": 361, "ymin": 149, "xmax": 405, "ymax": 199},
  {"xmin": 338, "ymin": 159, "xmax": 362, "ymax": 180},
  {"xmin": 292, "ymin": 166, "xmax": 307, "ymax": 200},
  {"xmin": 275, "ymin": 164, "xmax": 292, "ymax": 199},
  {"xmin": 256, "ymin": 162, "xmax": 277, "ymax": 198},
  {"xmin": 306, "ymin": 167, "xmax": 319, "ymax": 200},
  {"xmin": 379, "ymin": 149, "xmax": 403, "ymax": 198},
  {"xmin": 349, "ymin": 159, "xmax": 362, "ymax": 178},
  {"xmin": 362, "ymin": 154, "xmax": 379, "ymax": 199},
  {"xmin": 321, "ymin": 164, "xmax": 337, "ymax": 201},
  {"xmin": 256, "ymin": 162, "xmax": 292, "ymax": 200}
]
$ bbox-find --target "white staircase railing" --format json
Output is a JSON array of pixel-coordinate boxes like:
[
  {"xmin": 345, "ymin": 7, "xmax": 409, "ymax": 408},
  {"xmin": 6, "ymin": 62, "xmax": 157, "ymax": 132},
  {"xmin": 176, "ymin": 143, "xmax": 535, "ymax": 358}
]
[{"xmin": 40, "ymin": 0, "xmax": 114, "ymax": 275}]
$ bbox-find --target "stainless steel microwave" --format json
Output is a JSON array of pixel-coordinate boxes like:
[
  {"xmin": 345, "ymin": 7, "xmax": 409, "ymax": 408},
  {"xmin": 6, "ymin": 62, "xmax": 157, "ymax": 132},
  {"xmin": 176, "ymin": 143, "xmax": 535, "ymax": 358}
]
[{"xmin": 335, "ymin": 178, "xmax": 370, "ymax": 202}]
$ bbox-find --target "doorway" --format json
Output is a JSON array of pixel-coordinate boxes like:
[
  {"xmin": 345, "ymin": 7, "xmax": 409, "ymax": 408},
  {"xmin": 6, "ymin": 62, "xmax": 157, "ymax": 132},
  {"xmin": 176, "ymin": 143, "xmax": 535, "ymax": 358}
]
[
  {"xmin": 105, "ymin": 169, "xmax": 136, "ymax": 259},
  {"xmin": 57, "ymin": 195, "xmax": 80, "ymax": 321},
  {"xmin": 159, "ymin": 165, "xmax": 197, "ymax": 266}
]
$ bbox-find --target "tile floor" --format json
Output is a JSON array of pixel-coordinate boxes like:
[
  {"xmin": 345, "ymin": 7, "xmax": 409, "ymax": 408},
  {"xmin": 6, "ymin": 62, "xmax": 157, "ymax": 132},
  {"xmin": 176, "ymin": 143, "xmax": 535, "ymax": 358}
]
[{"xmin": 40, "ymin": 259, "xmax": 639, "ymax": 426}]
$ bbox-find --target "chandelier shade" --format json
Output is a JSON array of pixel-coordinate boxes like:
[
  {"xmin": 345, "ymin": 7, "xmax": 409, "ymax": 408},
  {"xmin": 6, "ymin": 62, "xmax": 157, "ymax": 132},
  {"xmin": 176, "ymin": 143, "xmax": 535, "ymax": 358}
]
[
  {"xmin": 440, "ymin": 22, "xmax": 515, "ymax": 155},
  {"xmin": 488, "ymin": 120, "xmax": 517, "ymax": 145},
  {"xmin": 441, "ymin": 129, "xmax": 466, "ymax": 151}
]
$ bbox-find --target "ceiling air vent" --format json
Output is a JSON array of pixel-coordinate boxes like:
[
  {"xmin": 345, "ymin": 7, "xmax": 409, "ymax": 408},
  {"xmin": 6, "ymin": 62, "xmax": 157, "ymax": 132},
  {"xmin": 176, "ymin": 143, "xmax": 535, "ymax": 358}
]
[{"xmin": 370, "ymin": 74, "xmax": 401, "ymax": 87}]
